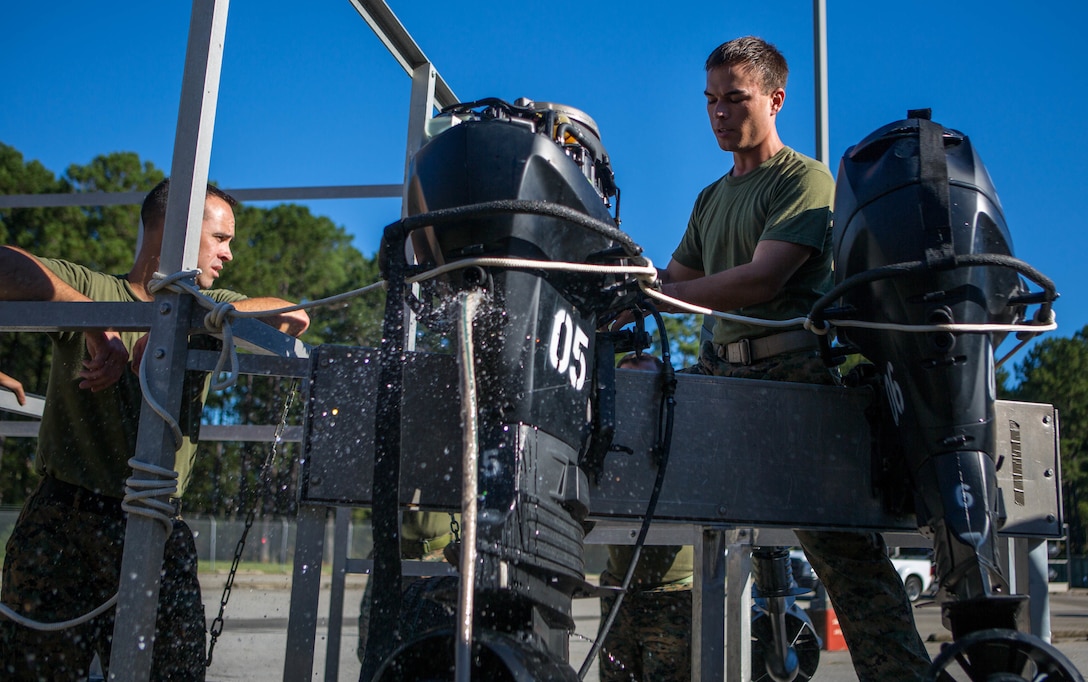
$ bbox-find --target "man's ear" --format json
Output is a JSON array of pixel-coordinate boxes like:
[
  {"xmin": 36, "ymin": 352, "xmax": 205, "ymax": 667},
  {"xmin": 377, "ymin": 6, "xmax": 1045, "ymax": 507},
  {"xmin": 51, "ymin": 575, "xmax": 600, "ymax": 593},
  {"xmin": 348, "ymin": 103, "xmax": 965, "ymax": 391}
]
[{"xmin": 770, "ymin": 88, "xmax": 786, "ymax": 115}]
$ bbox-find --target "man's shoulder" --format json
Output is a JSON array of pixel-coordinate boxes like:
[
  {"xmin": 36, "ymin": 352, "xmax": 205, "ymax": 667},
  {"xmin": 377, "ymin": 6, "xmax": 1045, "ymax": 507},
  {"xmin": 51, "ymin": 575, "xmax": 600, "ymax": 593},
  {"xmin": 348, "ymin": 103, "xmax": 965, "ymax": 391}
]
[
  {"xmin": 39, "ymin": 257, "xmax": 130, "ymax": 299},
  {"xmin": 770, "ymin": 148, "xmax": 835, "ymax": 203},
  {"xmin": 776, "ymin": 147, "xmax": 834, "ymax": 181}
]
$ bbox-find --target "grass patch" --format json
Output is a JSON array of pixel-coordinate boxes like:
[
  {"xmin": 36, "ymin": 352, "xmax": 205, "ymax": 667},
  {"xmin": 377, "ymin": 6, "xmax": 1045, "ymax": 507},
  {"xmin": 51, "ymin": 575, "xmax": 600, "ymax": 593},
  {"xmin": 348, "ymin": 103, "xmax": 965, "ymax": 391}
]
[{"xmin": 198, "ymin": 560, "xmax": 306, "ymax": 575}]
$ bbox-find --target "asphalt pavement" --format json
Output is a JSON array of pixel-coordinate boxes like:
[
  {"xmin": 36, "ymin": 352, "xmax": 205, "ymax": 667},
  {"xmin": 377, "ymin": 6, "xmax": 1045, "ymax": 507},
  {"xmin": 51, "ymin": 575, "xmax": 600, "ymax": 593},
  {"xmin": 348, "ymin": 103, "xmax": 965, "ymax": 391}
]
[{"xmin": 200, "ymin": 573, "xmax": 1088, "ymax": 681}]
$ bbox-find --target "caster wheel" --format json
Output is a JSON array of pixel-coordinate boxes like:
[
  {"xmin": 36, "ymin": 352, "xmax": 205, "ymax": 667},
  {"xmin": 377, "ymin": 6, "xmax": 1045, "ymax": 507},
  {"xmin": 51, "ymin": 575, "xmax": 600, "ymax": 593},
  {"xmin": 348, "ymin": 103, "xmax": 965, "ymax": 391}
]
[
  {"xmin": 925, "ymin": 628, "xmax": 1084, "ymax": 681},
  {"xmin": 751, "ymin": 611, "xmax": 821, "ymax": 682}
]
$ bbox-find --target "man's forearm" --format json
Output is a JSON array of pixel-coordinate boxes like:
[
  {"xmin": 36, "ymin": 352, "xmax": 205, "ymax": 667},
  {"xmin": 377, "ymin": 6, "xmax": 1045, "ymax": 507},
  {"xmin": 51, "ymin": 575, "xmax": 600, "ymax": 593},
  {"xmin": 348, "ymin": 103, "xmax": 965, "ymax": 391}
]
[
  {"xmin": 0, "ymin": 246, "xmax": 90, "ymax": 302},
  {"xmin": 232, "ymin": 297, "xmax": 310, "ymax": 337}
]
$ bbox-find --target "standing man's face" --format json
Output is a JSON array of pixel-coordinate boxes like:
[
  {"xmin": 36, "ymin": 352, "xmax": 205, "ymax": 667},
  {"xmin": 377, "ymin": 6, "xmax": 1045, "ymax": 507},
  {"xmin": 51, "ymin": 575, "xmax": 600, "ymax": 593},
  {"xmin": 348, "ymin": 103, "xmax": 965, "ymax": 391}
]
[
  {"xmin": 196, "ymin": 196, "xmax": 235, "ymax": 289},
  {"xmin": 704, "ymin": 64, "xmax": 783, "ymax": 154}
]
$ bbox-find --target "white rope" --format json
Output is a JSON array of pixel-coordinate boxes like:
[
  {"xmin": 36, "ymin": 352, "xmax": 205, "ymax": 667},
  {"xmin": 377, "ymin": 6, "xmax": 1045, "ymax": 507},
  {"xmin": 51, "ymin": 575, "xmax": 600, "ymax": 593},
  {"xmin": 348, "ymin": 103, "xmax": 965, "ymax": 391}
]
[
  {"xmin": 824, "ymin": 317, "xmax": 1058, "ymax": 335},
  {"xmin": 405, "ymin": 256, "xmax": 658, "ymax": 284},
  {"xmin": 454, "ymin": 290, "xmax": 485, "ymax": 682},
  {"xmin": 0, "ymin": 594, "xmax": 118, "ymax": 632},
  {"xmin": 137, "ymin": 342, "xmax": 184, "ymax": 451},
  {"xmin": 637, "ymin": 279, "xmax": 1055, "ymax": 337},
  {"xmin": 403, "ymin": 256, "xmax": 1057, "ymax": 338},
  {"xmin": 133, "ymin": 258, "xmax": 1055, "ymax": 432},
  {"xmin": 149, "ymin": 270, "xmax": 242, "ymax": 391},
  {"xmin": 122, "ymin": 457, "xmax": 179, "ymax": 535}
]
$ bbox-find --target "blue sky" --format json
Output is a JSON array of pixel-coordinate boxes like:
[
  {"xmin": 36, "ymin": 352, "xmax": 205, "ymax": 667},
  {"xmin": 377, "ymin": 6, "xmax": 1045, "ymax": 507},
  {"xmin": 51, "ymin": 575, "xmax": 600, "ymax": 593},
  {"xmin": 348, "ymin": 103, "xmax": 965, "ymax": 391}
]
[{"xmin": 2, "ymin": 1, "xmax": 1085, "ymax": 371}]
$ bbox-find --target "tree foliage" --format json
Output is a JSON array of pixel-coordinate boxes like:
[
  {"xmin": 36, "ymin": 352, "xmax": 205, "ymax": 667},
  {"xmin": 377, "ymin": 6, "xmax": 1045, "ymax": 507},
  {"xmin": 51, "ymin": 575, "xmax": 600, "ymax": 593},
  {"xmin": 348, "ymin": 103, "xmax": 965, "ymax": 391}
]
[
  {"xmin": 1007, "ymin": 326, "xmax": 1088, "ymax": 552},
  {"xmin": 659, "ymin": 313, "xmax": 701, "ymax": 368}
]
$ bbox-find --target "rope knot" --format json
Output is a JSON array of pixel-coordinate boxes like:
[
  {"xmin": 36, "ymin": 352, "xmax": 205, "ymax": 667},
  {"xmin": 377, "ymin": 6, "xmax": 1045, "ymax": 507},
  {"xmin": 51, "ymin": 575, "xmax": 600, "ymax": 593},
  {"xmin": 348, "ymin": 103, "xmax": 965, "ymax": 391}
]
[
  {"xmin": 204, "ymin": 300, "xmax": 237, "ymax": 332},
  {"xmin": 804, "ymin": 317, "xmax": 831, "ymax": 335},
  {"xmin": 149, "ymin": 269, "xmax": 202, "ymax": 295}
]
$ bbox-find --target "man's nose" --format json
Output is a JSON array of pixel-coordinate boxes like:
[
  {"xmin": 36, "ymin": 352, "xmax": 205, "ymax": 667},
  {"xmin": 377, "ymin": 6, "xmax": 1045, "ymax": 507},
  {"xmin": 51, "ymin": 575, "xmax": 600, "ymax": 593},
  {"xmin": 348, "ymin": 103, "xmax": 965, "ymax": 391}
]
[{"xmin": 222, "ymin": 245, "xmax": 233, "ymax": 262}]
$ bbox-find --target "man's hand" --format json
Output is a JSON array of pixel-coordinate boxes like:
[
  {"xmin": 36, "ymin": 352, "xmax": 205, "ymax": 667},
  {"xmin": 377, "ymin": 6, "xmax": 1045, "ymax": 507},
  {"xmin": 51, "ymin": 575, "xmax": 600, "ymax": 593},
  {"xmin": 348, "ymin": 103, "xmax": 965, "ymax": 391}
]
[
  {"xmin": 606, "ymin": 308, "xmax": 638, "ymax": 333},
  {"xmin": 0, "ymin": 371, "xmax": 26, "ymax": 405},
  {"xmin": 79, "ymin": 330, "xmax": 130, "ymax": 392}
]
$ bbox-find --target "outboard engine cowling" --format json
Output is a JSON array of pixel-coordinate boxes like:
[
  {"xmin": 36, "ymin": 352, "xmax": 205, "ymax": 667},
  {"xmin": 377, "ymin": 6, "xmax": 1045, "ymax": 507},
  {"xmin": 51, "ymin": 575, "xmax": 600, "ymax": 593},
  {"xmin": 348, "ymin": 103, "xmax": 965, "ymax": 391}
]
[
  {"xmin": 831, "ymin": 109, "xmax": 1028, "ymax": 636},
  {"xmin": 364, "ymin": 97, "xmax": 640, "ymax": 681}
]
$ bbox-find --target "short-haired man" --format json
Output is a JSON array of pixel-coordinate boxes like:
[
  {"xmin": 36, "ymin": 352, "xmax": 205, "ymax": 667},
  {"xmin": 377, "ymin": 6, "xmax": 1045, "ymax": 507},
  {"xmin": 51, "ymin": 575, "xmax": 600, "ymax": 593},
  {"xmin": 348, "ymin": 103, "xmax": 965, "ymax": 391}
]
[
  {"xmin": 0, "ymin": 179, "xmax": 309, "ymax": 680},
  {"xmin": 652, "ymin": 37, "xmax": 932, "ymax": 680}
]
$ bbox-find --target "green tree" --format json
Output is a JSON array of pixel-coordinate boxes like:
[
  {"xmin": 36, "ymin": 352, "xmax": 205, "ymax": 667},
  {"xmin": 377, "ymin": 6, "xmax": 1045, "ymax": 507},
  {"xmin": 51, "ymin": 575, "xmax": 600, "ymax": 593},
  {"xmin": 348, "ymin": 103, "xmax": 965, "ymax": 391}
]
[
  {"xmin": 659, "ymin": 313, "xmax": 701, "ymax": 367},
  {"xmin": 1007, "ymin": 326, "xmax": 1088, "ymax": 553},
  {"xmin": 63, "ymin": 151, "xmax": 164, "ymax": 273},
  {"xmin": 0, "ymin": 143, "xmax": 86, "ymax": 256}
]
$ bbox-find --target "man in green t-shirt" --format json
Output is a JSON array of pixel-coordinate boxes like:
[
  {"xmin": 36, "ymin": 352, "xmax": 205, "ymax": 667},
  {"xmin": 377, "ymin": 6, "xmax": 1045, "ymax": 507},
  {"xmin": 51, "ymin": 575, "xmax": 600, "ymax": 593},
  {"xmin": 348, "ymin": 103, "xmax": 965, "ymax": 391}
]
[
  {"xmin": 0, "ymin": 179, "xmax": 309, "ymax": 680},
  {"xmin": 647, "ymin": 37, "xmax": 933, "ymax": 680}
]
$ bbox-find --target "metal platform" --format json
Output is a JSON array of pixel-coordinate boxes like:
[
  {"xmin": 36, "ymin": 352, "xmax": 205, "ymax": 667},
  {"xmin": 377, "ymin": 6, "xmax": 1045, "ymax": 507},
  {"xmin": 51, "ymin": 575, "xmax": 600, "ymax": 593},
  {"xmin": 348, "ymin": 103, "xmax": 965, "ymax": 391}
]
[
  {"xmin": 300, "ymin": 344, "xmax": 1061, "ymax": 535},
  {"xmin": 283, "ymin": 344, "xmax": 1063, "ymax": 680}
]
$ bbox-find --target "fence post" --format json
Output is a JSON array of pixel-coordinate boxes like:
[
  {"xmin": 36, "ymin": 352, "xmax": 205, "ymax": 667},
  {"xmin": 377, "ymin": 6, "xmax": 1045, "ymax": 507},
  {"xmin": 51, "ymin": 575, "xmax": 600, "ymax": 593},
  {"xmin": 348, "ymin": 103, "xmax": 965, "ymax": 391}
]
[{"xmin": 209, "ymin": 516, "xmax": 217, "ymax": 572}]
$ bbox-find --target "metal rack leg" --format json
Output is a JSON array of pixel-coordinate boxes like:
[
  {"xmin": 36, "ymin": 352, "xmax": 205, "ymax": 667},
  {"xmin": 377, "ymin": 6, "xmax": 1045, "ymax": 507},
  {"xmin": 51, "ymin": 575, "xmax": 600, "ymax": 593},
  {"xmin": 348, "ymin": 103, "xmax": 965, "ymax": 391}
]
[
  {"xmin": 693, "ymin": 527, "xmax": 728, "ymax": 681},
  {"xmin": 324, "ymin": 507, "xmax": 352, "ymax": 681},
  {"xmin": 725, "ymin": 530, "xmax": 753, "ymax": 682},
  {"xmin": 284, "ymin": 505, "xmax": 329, "ymax": 681}
]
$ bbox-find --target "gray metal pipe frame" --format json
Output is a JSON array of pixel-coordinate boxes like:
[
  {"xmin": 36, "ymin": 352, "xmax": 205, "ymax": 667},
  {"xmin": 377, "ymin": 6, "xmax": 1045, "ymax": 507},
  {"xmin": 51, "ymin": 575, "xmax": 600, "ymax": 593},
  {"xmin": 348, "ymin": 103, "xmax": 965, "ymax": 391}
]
[
  {"xmin": 813, "ymin": 0, "xmax": 830, "ymax": 165},
  {"xmin": 107, "ymin": 0, "xmax": 232, "ymax": 678},
  {"xmin": 347, "ymin": 0, "xmax": 458, "ymax": 111},
  {"xmin": 0, "ymin": 184, "xmax": 402, "ymax": 210}
]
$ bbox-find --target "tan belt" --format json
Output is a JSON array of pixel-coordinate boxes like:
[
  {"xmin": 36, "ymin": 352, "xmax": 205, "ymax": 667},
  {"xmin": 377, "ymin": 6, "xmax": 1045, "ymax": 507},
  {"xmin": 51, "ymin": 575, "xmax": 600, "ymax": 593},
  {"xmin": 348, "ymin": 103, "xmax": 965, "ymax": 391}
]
[
  {"xmin": 715, "ymin": 329, "xmax": 818, "ymax": 365},
  {"xmin": 401, "ymin": 532, "xmax": 454, "ymax": 559}
]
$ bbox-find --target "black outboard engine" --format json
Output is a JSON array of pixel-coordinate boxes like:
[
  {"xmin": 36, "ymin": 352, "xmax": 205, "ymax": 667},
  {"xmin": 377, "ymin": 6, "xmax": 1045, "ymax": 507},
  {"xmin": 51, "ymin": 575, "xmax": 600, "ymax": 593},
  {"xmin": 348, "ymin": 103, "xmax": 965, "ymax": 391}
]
[
  {"xmin": 816, "ymin": 110, "xmax": 1076, "ymax": 679},
  {"xmin": 363, "ymin": 98, "xmax": 640, "ymax": 681}
]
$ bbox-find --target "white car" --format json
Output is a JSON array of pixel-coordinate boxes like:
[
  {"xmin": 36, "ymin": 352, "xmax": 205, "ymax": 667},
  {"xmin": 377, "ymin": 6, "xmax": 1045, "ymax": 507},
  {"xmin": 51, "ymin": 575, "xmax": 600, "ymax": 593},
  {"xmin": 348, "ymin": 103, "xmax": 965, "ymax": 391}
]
[{"xmin": 890, "ymin": 549, "xmax": 935, "ymax": 602}]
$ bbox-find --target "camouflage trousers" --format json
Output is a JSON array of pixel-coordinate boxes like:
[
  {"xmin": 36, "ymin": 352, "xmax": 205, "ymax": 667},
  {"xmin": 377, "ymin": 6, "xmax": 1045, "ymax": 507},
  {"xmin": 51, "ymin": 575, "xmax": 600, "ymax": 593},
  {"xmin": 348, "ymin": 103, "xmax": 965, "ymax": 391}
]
[
  {"xmin": 597, "ymin": 571, "xmax": 692, "ymax": 682},
  {"xmin": 0, "ymin": 478, "xmax": 206, "ymax": 681},
  {"xmin": 693, "ymin": 341, "xmax": 933, "ymax": 681}
]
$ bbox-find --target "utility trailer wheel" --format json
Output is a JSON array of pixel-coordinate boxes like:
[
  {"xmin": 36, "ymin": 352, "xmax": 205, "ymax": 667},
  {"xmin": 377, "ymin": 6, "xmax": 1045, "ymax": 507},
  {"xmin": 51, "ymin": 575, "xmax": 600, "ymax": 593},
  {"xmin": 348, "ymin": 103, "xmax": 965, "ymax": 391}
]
[{"xmin": 925, "ymin": 628, "xmax": 1084, "ymax": 681}]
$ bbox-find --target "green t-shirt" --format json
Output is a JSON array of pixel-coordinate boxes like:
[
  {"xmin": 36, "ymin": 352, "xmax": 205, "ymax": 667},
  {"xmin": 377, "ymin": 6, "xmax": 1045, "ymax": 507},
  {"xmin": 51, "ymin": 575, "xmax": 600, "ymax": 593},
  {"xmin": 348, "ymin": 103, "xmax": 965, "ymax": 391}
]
[
  {"xmin": 672, "ymin": 146, "xmax": 834, "ymax": 346},
  {"xmin": 35, "ymin": 257, "xmax": 247, "ymax": 499}
]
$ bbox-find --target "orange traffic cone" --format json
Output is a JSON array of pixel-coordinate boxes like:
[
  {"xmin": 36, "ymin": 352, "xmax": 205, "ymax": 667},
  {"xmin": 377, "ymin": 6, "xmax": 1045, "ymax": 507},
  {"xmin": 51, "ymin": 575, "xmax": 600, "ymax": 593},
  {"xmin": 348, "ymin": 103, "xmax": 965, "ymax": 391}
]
[{"xmin": 822, "ymin": 606, "xmax": 848, "ymax": 651}]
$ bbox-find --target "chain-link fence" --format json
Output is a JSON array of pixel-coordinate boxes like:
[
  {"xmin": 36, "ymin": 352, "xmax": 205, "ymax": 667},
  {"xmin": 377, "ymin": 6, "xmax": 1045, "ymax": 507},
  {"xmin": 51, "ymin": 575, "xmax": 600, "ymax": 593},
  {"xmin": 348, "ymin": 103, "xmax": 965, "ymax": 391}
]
[{"xmin": 0, "ymin": 507, "xmax": 374, "ymax": 573}]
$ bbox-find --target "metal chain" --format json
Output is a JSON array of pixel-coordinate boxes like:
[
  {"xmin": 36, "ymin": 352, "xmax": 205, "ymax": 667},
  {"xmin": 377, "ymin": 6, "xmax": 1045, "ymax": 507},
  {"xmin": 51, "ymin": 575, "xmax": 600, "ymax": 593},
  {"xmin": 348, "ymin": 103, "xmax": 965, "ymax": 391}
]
[
  {"xmin": 206, "ymin": 378, "xmax": 299, "ymax": 667},
  {"xmin": 448, "ymin": 512, "xmax": 460, "ymax": 543}
]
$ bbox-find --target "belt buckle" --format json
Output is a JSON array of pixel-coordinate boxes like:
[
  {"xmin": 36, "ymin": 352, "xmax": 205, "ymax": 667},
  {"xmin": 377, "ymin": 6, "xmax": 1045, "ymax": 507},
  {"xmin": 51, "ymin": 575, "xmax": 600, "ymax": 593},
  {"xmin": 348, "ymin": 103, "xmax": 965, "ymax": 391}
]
[{"xmin": 727, "ymin": 338, "xmax": 751, "ymax": 365}]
